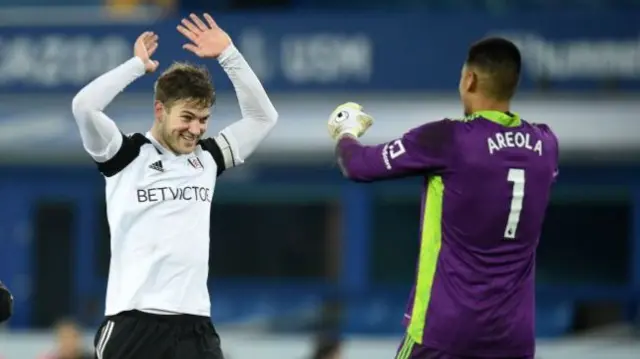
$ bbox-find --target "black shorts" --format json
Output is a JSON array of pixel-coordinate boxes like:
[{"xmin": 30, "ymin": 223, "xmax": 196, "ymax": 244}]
[{"xmin": 93, "ymin": 310, "xmax": 224, "ymax": 359}]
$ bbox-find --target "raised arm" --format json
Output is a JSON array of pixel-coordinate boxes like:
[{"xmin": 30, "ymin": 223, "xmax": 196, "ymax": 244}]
[
  {"xmin": 71, "ymin": 58, "xmax": 145, "ymax": 162},
  {"xmin": 178, "ymin": 13, "xmax": 277, "ymax": 170},
  {"xmin": 335, "ymin": 119, "xmax": 456, "ymax": 182},
  {"xmin": 71, "ymin": 32, "xmax": 158, "ymax": 163},
  {"xmin": 214, "ymin": 45, "xmax": 278, "ymax": 167}
]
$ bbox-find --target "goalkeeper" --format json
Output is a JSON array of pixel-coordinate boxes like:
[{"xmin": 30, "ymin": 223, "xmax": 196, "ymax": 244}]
[{"xmin": 325, "ymin": 37, "xmax": 558, "ymax": 359}]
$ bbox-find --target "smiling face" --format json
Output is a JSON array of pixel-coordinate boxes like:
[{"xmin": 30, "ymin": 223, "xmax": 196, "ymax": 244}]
[
  {"xmin": 155, "ymin": 99, "xmax": 210, "ymax": 154},
  {"xmin": 152, "ymin": 62, "xmax": 215, "ymax": 154}
]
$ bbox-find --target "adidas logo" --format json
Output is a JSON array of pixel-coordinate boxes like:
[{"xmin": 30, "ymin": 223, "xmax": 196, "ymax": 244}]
[{"xmin": 149, "ymin": 160, "xmax": 164, "ymax": 172}]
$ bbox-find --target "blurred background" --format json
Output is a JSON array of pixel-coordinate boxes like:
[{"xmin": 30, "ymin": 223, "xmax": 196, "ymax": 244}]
[{"xmin": 0, "ymin": 0, "xmax": 638, "ymax": 358}]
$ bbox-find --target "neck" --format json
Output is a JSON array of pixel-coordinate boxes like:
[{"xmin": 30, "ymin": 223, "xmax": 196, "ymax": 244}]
[
  {"xmin": 149, "ymin": 126, "xmax": 174, "ymax": 154},
  {"xmin": 469, "ymin": 98, "xmax": 510, "ymax": 114}
]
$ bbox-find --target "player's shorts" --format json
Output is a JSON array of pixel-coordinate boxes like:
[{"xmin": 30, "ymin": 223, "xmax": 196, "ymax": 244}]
[
  {"xmin": 93, "ymin": 310, "xmax": 224, "ymax": 359},
  {"xmin": 394, "ymin": 334, "xmax": 533, "ymax": 359}
]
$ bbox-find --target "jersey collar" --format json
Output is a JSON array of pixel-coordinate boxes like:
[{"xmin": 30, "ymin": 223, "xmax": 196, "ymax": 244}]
[
  {"xmin": 471, "ymin": 110, "xmax": 521, "ymax": 128},
  {"xmin": 146, "ymin": 132, "xmax": 177, "ymax": 158}
]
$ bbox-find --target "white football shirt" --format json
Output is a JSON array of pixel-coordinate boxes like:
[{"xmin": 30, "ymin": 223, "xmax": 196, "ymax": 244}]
[{"xmin": 71, "ymin": 45, "xmax": 277, "ymax": 317}]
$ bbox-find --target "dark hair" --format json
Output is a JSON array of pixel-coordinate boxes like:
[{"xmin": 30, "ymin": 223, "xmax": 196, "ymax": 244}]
[
  {"xmin": 154, "ymin": 62, "xmax": 215, "ymax": 109},
  {"xmin": 465, "ymin": 37, "xmax": 521, "ymax": 100}
]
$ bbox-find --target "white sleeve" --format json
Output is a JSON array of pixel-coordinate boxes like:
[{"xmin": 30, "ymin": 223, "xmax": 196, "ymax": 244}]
[
  {"xmin": 212, "ymin": 45, "xmax": 278, "ymax": 169},
  {"xmin": 71, "ymin": 57, "xmax": 147, "ymax": 163}
]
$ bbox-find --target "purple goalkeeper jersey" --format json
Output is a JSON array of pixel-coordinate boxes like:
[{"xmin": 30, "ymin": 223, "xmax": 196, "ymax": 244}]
[{"xmin": 336, "ymin": 111, "xmax": 559, "ymax": 358}]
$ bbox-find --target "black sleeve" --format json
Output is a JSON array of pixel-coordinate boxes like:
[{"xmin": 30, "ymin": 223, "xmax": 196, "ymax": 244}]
[
  {"xmin": 95, "ymin": 133, "xmax": 150, "ymax": 177},
  {"xmin": 198, "ymin": 137, "xmax": 226, "ymax": 177},
  {"xmin": 0, "ymin": 281, "xmax": 13, "ymax": 323}
]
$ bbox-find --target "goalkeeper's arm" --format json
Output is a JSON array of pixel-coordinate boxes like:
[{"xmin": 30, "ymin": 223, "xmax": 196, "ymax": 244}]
[{"xmin": 335, "ymin": 119, "xmax": 455, "ymax": 182}]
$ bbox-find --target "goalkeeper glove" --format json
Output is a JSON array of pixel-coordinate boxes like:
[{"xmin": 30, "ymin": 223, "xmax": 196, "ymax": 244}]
[
  {"xmin": 327, "ymin": 102, "xmax": 374, "ymax": 140},
  {"xmin": 0, "ymin": 281, "xmax": 13, "ymax": 323}
]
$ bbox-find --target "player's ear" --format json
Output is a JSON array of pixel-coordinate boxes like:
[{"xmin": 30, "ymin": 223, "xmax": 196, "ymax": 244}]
[
  {"xmin": 154, "ymin": 101, "xmax": 166, "ymax": 122},
  {"xmin": 466, "ymin": 70, "xmax": 478, "ymax": 93}
]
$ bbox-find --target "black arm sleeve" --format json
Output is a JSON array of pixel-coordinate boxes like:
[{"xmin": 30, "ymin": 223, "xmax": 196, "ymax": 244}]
[
  {"xmin": 95, "ymin": 133, "xmax": 150, "ymax": 177},
  {"xmin": 199, "ymin": 138, "xmax": 227, "ymax": 177}
]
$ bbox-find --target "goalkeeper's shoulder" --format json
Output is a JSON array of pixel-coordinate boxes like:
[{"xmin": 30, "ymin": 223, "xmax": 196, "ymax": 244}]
[
  {"xmin": 403, "ymin": 118, "xmax": 458, "ymax": 141},
  {"xmin": 524, "ymin": 121, "xmax": 559, "ymax": 146}
]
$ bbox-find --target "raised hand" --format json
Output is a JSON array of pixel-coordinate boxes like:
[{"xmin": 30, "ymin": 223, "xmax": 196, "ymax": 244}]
[
  {"xmin": 133, "ymin": 31, "xmax": 159, "ymax": 73},
  {"xmin": 328, "ymin": 102, "xmax": 374, "ymax": 140},
  {"xmin": 177, "ymin": 13, "xmax": 232, "ymax": 59}
]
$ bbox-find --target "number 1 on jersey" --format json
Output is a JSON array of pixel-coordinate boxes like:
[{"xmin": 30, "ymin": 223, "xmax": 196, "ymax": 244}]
[{"xmin": 504, "ymin": 168, "xmax": 525, "ymax": 239}]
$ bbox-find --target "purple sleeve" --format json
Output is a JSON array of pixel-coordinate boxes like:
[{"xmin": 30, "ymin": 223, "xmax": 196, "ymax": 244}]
[
  {"xmin": 534, "ymin": 123, "xmax": 560, "ymax": 180},
  {"xmin": 336, "ymin": 119, "xmax": 455, "ymax": 182}
]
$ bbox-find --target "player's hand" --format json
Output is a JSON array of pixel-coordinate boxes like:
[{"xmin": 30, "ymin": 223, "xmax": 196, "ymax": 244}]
[
  {"xmin": 133, "ymin": 32, "xmax": 160, "ymax": 73},
  {"xmin": 327, "ymin": 102, "xmax": 374, "ymax": 140},
  {"xmin": 177, "ymin": 13, "xmax": 232, "ymax": 59}
]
